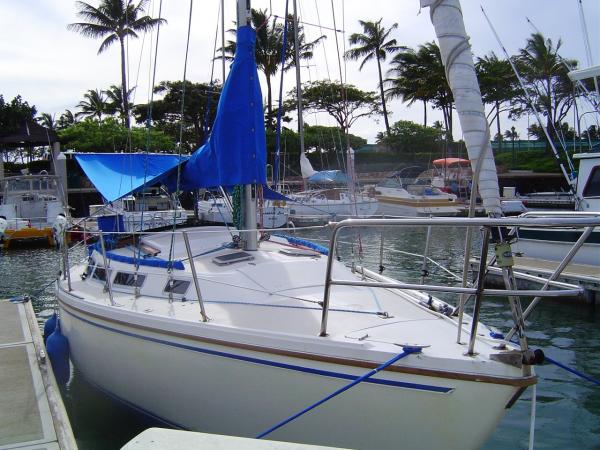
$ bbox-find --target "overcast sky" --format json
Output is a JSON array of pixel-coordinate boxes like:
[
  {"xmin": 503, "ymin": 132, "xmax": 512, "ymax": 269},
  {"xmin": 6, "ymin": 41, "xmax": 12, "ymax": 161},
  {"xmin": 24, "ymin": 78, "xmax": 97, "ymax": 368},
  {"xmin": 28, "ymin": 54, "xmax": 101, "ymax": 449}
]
[{"xmin": 1, "ymin": 0, "xmax": 599, "ymax": 144}]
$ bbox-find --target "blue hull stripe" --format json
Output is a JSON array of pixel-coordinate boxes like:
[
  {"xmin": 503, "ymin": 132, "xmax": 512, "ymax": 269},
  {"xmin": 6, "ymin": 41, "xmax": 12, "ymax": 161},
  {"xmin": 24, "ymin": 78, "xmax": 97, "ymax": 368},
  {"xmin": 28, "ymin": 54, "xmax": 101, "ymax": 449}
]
[{"xmin": 61, "ymin": 303, "xmax": 453, "ymax": 394}]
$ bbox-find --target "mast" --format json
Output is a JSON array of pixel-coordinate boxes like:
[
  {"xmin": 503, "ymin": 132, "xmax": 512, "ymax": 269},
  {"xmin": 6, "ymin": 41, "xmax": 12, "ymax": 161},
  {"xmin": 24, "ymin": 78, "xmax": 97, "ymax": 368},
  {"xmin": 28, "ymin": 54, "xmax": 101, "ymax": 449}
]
[
  {"xmin": 237, "ymin": 0, "xmax": 257, "ymax": 251},
  {"xmin": 293, "ymin": 0, "xmax": 307, "ymax": 190},
  {"xmin": 221, "ymin": 0, "xmax": 226, "ymax": 83}
]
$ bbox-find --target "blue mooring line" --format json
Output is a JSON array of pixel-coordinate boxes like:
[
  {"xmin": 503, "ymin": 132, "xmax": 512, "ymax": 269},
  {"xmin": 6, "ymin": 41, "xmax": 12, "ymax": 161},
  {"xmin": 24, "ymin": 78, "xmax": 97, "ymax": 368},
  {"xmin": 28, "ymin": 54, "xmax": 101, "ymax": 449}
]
[
  {"xmin": 256, "ymin": 346, "xmax": 422, "ymax": 439},
  {"xmin": 546, "ymin": 356, "xmax": 600, "ymax": 387}
]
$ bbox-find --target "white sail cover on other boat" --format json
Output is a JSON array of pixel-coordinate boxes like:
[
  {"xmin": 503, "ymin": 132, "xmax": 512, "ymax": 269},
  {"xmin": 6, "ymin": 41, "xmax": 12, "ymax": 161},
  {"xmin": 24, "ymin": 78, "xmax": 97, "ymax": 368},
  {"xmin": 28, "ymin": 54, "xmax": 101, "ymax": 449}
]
[
  {"xmin": 300, "ymin": 152, "xmax": 317, "ymax": 179},
  {"xmin": 421, "ymin": 0, "xmax": 502, "ymax": 216}
]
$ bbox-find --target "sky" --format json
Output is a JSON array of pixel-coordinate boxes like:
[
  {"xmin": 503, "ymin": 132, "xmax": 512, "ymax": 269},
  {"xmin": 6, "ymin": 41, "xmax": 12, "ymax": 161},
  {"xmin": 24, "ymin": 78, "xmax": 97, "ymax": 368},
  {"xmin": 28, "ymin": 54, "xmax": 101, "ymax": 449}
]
[{"xmin": 1, "ymin": 0, "xmax": 599, "ymax": 145}]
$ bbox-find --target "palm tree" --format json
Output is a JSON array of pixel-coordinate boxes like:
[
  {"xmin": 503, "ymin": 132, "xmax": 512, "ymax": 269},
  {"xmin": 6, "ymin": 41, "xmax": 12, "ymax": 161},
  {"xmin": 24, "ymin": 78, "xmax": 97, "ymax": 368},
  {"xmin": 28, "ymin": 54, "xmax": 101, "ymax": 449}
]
[
  {"xmin": 38, "ymin": 113, "xmax": 56, "ymax": 130},
  {"xmin": 76, "ymin": 89, "xmax": 107, "ymax": 121},
  {"xmin": 345, "ymin": 19, "xmax": 399, "ymax": 135},
  {"xmin": 386, "ymin": 42, "xmax": 454, "ymax": 139},
  {"xmin": 516, "ymin": 32, "xmax": 576, "ymax": 139},
  {"xmin": 68, "ymin": 0, "xmax": 165, "ymax": 128},
  {"xmin": 476, "ymin": 52, "xmax": 518, "ymax": 151},
  {"xmin": 220, "ymin": 9, "xmax": 322, "ymax": 128},
  {"xmin": 385, "ymin": 46, "xmax": 431, "ymax": 126},
  {"xmin": 57, "ymin": 110, "xmax": 77, "ymax": 129},
  {"xmin": 105, "ymin": 84, "xmax": 135, "ymax": 124}
]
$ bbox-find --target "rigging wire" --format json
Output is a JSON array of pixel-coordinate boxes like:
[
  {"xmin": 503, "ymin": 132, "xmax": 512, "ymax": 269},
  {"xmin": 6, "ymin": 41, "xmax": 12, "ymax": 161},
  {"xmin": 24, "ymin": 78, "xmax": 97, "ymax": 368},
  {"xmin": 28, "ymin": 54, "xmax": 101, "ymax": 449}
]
[
  {"xmin": 168, "ymin": 0, "xmax": 194, "ymax": 267},
  {"xmin": 274, "ymin": 0, "xmax": 291, "ymax": 188}
]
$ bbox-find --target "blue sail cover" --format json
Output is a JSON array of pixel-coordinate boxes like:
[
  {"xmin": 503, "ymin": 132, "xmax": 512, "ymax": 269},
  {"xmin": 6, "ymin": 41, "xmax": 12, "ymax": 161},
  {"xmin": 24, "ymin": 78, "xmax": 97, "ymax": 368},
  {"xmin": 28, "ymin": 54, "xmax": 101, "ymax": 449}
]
[
  {"xmin": 75, "ymin": 153, "xmax": 186, "ymax": 202},
  {"xmin": 177, "ymin": 26, "xmax": 266, "ymax": 190},
  {"xmin": 308, "ymin": 170, "xmax": 348, "ymax": 184}
]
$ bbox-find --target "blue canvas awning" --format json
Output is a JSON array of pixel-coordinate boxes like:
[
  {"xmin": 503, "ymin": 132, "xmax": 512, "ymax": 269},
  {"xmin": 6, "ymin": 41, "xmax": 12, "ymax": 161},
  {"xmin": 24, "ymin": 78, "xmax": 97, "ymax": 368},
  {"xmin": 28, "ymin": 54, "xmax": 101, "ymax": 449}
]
[{"xmin": 75, "ymin": 153, "xmax": 187, "ymax": 202}]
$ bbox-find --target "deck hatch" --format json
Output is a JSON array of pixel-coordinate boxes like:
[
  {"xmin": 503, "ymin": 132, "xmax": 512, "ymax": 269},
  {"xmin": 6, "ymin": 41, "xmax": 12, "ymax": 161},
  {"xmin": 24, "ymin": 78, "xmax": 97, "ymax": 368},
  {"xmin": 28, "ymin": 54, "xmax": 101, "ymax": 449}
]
[
  {"xmin": 212, "ymin": 251, "xmax": 254, "ymax": 266},
  {"xmin": 114, "ymin": 272, "xmax": 146, "ymax": 287},
  {"xmin": 164, "ymin": 279, "xmax": 190, "ymax": 295}
]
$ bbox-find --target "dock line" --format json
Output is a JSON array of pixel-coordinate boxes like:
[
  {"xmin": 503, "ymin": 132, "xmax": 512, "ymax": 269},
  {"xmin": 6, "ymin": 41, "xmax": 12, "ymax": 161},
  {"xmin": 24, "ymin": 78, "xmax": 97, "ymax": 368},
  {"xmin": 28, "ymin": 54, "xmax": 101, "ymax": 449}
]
[{"xmin": 256, "ymin": 346, "xmax": 422, "ymax": 439}]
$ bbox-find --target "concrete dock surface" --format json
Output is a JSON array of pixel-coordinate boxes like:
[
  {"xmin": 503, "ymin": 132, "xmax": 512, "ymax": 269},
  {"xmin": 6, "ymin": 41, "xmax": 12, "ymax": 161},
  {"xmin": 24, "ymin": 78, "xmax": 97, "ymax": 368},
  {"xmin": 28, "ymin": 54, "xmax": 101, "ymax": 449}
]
[{"xmin": 0, "ymin": 299, "xmax": 76, "ymax": 450}]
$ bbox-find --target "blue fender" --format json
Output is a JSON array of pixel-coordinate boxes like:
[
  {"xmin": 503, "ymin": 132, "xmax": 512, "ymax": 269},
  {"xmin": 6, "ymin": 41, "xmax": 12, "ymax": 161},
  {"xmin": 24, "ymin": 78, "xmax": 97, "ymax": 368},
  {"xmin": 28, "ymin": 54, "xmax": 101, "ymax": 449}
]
[
  {"xmin": 43, "ymin": 313, "xmax": 57, "ymax": 343},
  {"xmin": 46, "ymin": 318, "xmax": 71, "ymax": 385}
]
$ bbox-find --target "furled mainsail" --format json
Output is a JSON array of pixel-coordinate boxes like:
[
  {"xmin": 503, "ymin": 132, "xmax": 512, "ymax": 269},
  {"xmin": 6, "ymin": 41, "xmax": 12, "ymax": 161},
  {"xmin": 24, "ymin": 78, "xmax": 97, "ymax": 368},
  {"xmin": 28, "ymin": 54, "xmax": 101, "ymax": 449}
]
[{"xmin": 421, "ymin": 0, "xmax": 502, "ymax": 216}]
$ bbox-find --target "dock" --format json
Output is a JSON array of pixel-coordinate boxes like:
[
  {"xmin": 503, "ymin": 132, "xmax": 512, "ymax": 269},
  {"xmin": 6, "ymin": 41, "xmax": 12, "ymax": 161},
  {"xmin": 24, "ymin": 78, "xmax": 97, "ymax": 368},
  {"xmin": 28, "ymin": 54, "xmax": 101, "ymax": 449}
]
[
  {"xmin": 0, "ymin": 299, "xmax": 76, "ymax": 450},
  {"xmin": 122, "ymin": 428, "xmax": 351, "ymax": 450},
  {"xmin": 471, "ymin": 256, "xmax": 600, "ymax": 304}
]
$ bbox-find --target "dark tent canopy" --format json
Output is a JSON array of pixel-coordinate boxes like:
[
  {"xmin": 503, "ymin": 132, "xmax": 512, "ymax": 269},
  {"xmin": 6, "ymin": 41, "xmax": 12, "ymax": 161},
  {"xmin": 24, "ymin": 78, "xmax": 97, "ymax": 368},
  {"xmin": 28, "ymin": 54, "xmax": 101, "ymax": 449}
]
[{"xmin": 0, "ymin": 120, "xmax": 58, "ymax": 148}]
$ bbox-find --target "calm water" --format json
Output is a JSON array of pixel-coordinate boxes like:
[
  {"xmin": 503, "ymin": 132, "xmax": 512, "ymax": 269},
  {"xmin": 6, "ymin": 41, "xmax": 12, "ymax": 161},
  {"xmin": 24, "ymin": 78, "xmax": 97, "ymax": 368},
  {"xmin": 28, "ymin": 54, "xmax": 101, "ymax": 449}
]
[{"xmin": 1, "ymin": 226, "xmax": 599, "ymax": 449}]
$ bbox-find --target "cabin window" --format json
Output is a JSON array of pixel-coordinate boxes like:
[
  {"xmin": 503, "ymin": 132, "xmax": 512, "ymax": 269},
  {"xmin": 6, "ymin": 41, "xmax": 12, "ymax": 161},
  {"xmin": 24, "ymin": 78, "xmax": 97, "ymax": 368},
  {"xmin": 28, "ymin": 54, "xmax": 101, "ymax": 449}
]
[
  {"xmin": 114, "ymin": 272, "xmax": 146, "ymax": 287},
  {"xmin": 163, "ymin": 279, "xmax": 190, "ymax": 295},
  {"xmin": 582, "ymin": 166, "xmax": 600, "ymax": 197},
  {"xmin": 92, "ymin": 267, "xmax": 107, "ymax": 282}
]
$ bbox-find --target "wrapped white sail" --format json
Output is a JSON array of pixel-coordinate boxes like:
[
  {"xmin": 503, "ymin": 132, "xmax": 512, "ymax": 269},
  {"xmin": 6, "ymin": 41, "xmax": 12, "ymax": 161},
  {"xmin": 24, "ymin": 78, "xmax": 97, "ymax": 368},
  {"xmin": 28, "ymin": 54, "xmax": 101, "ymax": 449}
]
[
  {"xmin": 300, "ymin": 152, "xmax": 317, "ymax": 179},
  {"xmin": 421, "ymin": 0, "xmax": 502, "ymax": 216}
]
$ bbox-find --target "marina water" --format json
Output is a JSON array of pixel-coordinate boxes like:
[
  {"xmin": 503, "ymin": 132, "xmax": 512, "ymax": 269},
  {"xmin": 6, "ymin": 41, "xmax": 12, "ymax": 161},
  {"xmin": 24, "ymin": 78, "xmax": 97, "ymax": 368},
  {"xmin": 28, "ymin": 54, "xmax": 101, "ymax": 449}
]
[{"xmin": 1, "ymin": 226, "xmax": 599, "ymax": 449}]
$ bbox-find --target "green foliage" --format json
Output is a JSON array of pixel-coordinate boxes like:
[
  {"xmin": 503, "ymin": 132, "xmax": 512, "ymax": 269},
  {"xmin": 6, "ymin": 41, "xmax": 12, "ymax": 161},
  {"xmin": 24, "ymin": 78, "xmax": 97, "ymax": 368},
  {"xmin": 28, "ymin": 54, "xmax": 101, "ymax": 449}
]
[
  {"xmin": 288, "ymin": 80, "xmax": 381, "ymax": 133},
  {"xmin": 386, "ymin": 42, "xmax": 454, "ymax": 137},
  {"xmin": 514, "ymin": 32, "xmax": 576, "ymax": 135},
  {"xmin": 58, "ymin": 118, "xmax": 174, "ymax": 152},
  {"xmin": 134, "ymin": 80, "xmax": 222, "ymax": 151},
  {"xmin": 494, "ymin": 149, "xmax": 561, "ymax": 172},
  {"xmin": 220, "ymin": 8, "xmax": 323, "ymax": 128},
  {"xmin": 376, "ymin": 120, "xmax": 443, "ymax": 156},
  {"xmin": 0, "ymin": 94, "xmax": 37, "ymax": 136}
]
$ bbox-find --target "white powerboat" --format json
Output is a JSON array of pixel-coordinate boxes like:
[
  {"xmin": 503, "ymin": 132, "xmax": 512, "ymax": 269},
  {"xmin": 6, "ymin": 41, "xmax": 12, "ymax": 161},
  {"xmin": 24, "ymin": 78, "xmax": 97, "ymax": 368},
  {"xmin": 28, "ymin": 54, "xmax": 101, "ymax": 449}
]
[
  {"xmin": 514, "ymin": 152, "xmax": 600, "ymax": 266},
  {"xmin": 374, "ymin": 173, "xmax": 461, "ymax": 217},
  {"xmin": 88, "ymin": 187, "xmax": 189, "ymax": 233},
  {"xmin": 0, "ymin": 172, "xmax": 66, "ymax": 248}
]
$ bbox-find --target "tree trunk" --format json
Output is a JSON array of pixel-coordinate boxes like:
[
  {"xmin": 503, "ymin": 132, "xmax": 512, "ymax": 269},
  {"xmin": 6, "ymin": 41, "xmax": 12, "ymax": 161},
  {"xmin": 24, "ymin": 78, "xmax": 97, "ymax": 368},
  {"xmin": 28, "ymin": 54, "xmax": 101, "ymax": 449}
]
[
  {"xmin": 265, "ymin": 74, "xmax": 273, "ymax": 130},
  {"xmin": 376, "ymin": 56, "xmax": 391, "ymax": 135},
  {"xmin": 120, "ymin": 38, "xmax": 130, "ymax": 129},
  {"xmin": 423, "ymin": 100, "xmax": 427, "ymax": 127}
]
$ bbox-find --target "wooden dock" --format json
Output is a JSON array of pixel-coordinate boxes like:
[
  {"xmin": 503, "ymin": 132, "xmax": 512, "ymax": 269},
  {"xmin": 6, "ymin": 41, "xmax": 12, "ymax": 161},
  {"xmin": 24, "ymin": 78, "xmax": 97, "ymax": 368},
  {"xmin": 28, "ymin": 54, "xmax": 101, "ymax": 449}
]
[
  {"xmin": 0, "ymin": 299, "xmax": 76, "ymax": 450},
  {"xmin": 471, "ymin": 256, "xmax": 600, "ymax": 304}
]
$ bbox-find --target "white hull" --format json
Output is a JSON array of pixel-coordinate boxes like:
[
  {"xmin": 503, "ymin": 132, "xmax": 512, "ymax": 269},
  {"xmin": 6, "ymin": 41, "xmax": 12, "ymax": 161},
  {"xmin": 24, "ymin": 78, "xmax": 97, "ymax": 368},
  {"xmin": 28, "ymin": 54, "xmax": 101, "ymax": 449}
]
[
  {"xmin": 121, "ymin": 210, "xmax": 188, "ymax": 232},
  {"xmin": 198, "ymin": 200, "xmax": 290, "ymax": 229},
  {"xmin": 58, "ymin": 291, "xmax": 518, "ymax": 450},
  {"xmin": 55, "ymin": 226, "xmax": 532, "ymax": 450},
  {"xmin": 377, "ymin": 200, "xmax": 461, "ymax": 217},
  {"xmin": 287, "ymin": 191, "xmax": 378, "ymax": 223},
  {"xmin": 513, "ymin": 228, "xmax": 600, "ymax": 266}
]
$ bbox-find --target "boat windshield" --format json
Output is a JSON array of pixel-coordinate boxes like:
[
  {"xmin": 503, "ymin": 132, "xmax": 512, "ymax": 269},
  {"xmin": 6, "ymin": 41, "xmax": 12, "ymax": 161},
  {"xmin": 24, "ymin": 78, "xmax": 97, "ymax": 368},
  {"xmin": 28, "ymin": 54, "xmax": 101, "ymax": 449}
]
[{"xmin": 378, "ymin": 177, "xmax": 403, "ymax": 189}]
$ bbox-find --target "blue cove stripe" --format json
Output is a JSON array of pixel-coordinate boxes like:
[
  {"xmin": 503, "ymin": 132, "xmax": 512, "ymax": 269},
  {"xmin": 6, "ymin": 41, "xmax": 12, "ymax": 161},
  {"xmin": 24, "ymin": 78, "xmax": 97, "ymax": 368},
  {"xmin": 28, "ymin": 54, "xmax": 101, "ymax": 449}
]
[{"xmin": 61, "ymin": 303, "xmax": 453, "ymax": 394}]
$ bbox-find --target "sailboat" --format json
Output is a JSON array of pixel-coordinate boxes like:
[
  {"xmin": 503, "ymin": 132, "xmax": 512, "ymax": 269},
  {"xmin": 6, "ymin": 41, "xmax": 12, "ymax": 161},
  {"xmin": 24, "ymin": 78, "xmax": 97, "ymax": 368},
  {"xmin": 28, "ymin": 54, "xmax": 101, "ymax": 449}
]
[
  {"xmin": 284, "ymin": 153, "xmax": 379, "ymax": 225},
  {"xmin": 53, "ymin": 2, "xmax": 595, "ymax": 448}
]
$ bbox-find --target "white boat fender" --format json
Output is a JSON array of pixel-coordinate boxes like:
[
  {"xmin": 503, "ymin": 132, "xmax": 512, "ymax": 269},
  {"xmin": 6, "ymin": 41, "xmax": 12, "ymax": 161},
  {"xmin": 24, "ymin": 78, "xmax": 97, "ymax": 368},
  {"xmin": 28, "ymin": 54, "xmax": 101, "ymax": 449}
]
[
  {"xmin": 46, "ymin": 317, "xmax": 71, "ymax": 384},
  {"xmin": 0, "ymin": 215, "xmax": 7, "ymax": 240},
  {"xmin": 52, "ymin": 213, "xmax": 68, "ymax": 248}
]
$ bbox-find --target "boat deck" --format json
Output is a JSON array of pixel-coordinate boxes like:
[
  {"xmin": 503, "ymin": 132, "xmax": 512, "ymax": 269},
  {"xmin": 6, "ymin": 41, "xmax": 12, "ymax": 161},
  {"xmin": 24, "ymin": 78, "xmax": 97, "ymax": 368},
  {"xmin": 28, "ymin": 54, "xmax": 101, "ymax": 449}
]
[{"xmin": 0, "ymin": 299, "xmax": 76, "ymax": 450}]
